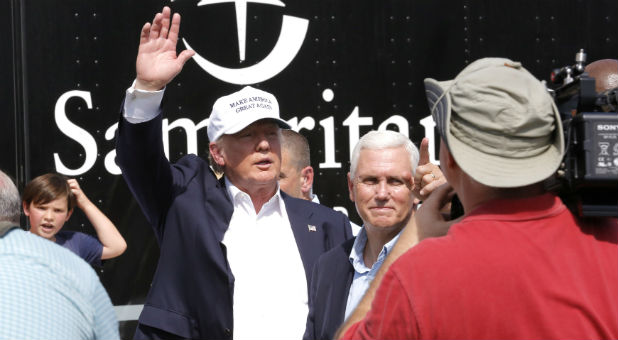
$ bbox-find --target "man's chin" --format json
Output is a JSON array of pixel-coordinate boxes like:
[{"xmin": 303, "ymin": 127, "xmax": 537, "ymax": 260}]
[
  {"xmin": 367, "ymin": 214, "xmax": 408, "ymax": 228},
  {"xmin": 252, "ymin": 172, "xmax": 278, "ymax": 184}
]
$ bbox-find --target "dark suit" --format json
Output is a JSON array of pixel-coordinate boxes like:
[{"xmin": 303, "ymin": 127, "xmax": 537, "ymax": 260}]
[
  {"xmin": 116, "ymin": 113, "xmax": 352, "ymax": 339},
  {"xmin": 304, "ymin": 238, "xmax": 356, "ymax": 340}
]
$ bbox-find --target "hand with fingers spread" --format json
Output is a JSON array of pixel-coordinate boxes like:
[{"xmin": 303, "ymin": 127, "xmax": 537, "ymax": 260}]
[
  {"xmin": 135, "ymin": 6, "xmax": 195, "ymax": 91},
  {"xmin": 413, "ymin": 137, "xmax": 446, "ymax": 201}
]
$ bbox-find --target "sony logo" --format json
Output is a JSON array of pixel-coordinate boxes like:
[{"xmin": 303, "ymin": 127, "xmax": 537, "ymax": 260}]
[{"xmin": 597, "ymin": 124, "xmax": 618, "ymax": 131}]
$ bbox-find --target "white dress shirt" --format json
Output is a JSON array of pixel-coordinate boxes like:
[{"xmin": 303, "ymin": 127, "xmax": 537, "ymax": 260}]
[{"xmin": 223, "ymin": 178, "xmax": 307, "ymax": 340}]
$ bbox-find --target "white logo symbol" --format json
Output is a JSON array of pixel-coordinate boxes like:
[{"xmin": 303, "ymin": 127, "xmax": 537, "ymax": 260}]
[
  {"xmin": 182, "ymin": 0, "xmax": 309, "ymax": 85},
  {"xmin": 600, "ymin": 142, "xmax": 610, "ymax": 156}
]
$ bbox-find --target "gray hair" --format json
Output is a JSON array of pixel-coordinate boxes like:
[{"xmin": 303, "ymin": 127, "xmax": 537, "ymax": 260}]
[
  {"xmin": 350, "ymin": 130, "xmax": 420, "ymax": 179},
  {"xmin": 0, "ymin": 170, "xmax": 21, "ymax": 225}
]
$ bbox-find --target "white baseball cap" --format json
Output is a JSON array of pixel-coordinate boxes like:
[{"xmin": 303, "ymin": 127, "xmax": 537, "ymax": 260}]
[
  {"xmin": 207, "ymin": 86, "xmax": 290, "ymax": 142},
  {"xmin": 424, "ymin": 58, "xmax": 564, "ymax": 188}
]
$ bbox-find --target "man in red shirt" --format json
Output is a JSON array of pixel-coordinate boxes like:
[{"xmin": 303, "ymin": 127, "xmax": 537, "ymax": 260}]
[{"xmin": 338, "ymin": 58, "xmax": 618, "ymax": 339}]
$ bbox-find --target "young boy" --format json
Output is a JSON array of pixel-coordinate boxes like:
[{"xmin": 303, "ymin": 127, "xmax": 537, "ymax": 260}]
[{"xmin": 22, "ymin": 173, "xmax": 126, "ymax": 266}]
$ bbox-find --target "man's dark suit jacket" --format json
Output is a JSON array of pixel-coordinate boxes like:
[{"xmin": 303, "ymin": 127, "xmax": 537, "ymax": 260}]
[
  {"xmin": 116, "ymin": 113, "xmax": 353, "ymax": 339},
  {"xmin": 304, "ymin": 238, "xmax": 356, "ymax": 340}
]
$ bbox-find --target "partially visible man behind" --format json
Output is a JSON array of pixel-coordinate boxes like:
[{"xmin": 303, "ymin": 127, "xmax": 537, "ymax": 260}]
[
  {"xmin": 339, "ymin": 58, "xmax": 618, "ymax": 339},
  {"xmin": 280, "ymin": 129, "xmax": 315, "ymax": 202},
  {"xmin": 280, "ymin": 129, "xmax": 363, "ymax": 235},
  {"xmin": 0, "ymin": 170, "xmax": 119, "ymax": 340},
  {"xmin": 584, "ymin": 58, "xmax": 618, "ymax": 94}
]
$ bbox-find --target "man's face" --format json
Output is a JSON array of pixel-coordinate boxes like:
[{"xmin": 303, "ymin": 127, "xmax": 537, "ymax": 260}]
[
  {"xmin": 23, "ymin": 196, "xmax": 72, "ymax": 241},
  {"xmin": 279, "ymin": 149, "xmax": 303, "ymax": 199},
  {"xmin": 218, "ymin": 120, "xmax": 282, "ymax": 192},
  {"xmin": 348, "ymin": 146, "xmax": 415, "ymax": 234}
]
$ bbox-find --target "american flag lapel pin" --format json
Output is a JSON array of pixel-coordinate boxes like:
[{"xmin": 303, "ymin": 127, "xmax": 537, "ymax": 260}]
[{"xmin": 308, "ymin": 225, "xmax": 317, "ymax": 232}]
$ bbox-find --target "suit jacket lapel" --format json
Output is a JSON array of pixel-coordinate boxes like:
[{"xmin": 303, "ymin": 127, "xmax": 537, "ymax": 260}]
[
  {"xmin": 283, "ymin": 192, "xmax": 325, "ymax": 283},
  {"xmin": 206, "ymin": 176, "xmax": 233, "ymax": 239},
  {"xmin": 333, "ymin": 238, "xmax": 356, "ymax": 326}
]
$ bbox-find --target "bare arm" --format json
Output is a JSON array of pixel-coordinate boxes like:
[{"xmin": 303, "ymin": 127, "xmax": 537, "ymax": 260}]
[{"xmin": 68, "ymin": 179, "xmax": 127, "ymax": 260}]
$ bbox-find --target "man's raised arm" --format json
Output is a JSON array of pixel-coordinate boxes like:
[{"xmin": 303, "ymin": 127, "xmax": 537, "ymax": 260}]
[{"xmin": 115, "ymin": 7, "xmax": 196, "ymax": 236}]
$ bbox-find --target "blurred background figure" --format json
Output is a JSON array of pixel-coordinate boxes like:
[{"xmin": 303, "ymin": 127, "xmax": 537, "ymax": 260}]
[
  {"xmin": 280, "ymin": 129, "xmax": 362, "ymax": 235},
  {"xmin": 585, "ymin": 58, "xmax": 618, "ymax": 94},
  {"xmin": 280, "ymin": 129, "xmax": 315, "ymax": 202}
]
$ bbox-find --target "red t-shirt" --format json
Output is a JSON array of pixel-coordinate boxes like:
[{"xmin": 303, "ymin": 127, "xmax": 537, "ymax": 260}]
[{"xmin": 344, "ymin": 194, "xmax": 618, "ymax": 339}]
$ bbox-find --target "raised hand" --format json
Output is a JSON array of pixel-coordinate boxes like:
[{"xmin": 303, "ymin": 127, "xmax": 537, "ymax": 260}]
[
  {"xmin": 413, "ymin": 137, "xmax": 446, "ymax": 201},
  {"xmin": 67, "ymin": 178, "xmax": 90, "ymax": 209},
  {"xmin": 135, "ymin": 7, "xmax": 195, "ymax": 91}
]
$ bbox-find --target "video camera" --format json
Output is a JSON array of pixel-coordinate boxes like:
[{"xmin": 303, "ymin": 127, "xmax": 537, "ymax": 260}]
[{"xmin": 547, "ymin": 49, "xmax": 618, "ymax": 217}]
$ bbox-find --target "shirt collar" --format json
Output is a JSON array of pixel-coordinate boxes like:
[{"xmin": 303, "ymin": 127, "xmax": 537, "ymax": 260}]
[
  {"xmin": 311, "ymin": 194, "xmax": 320, "ymax": 204},
  {"xmin": 349, "ymin": 226, "xmax": 403, "ymax": 274},
  {"xmin": 224, "ymin": 176, "xmax": 284, "ymax": 211}
]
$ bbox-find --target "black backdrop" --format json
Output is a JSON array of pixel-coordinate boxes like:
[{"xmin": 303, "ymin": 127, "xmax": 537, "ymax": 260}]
[{"xmin": 3, "ymin": 0, "xmax": 617, "ymax": 337}]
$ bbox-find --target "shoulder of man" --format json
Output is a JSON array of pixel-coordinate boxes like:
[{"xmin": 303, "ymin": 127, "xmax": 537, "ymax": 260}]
[
  {"xmin": 282, "ymin": 192, "xmax": 349, "ymax": 219},
  {"xmin": 174, "ymin": 153, "xmax": 209, "ymax": 172},
  {"xmin": 2, "ymin": 228, "xmax": 99, "ymax": 277},
  {"xmin": 317, "ymin": 237, "xmax": 356, "ymax": 266},
  {"xmin": 0, "ymin": 221, "xmax": 19, "ymax": 238},
  {"xmin": 172, "ymin": 154, "xmax": 223, "ymax": 188}
]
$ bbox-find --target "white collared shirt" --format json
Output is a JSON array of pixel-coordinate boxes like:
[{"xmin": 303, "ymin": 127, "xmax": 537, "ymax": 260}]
[{"xmin": 223, "ymin": 178, "xmax": 307, "ymax": 340}]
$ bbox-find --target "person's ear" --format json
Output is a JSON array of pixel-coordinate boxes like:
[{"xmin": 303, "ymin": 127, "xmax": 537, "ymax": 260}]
[
  {"xmin": 444, "ymin": 147, "xmax": 458, "ymax": 171},
  {"xmin": 300, "ymin": 166, "xmax": 314, "ymax": 194},
  {"xmin": 439, "ymin": 138, "xmax": 458, "ymax": 172},
  {"xmin": 347, "ymin": 172, "xmax": 355, "ymax": 202},
  {"xmin": 22, "ymin": 201, "xmax": 31, "ymax": 216},
  {"xmin": 65, "ymin": 208, "xmax": 74, "ymax": 222},
  {"xmin": 209, "ymin": 141, "xmax": 225, "ymax": 167}
]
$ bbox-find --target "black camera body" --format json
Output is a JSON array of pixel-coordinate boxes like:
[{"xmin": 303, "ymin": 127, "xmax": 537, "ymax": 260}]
[{"xmin": 550, "ymin": 51, "xmax": 618, "ymax": 217}]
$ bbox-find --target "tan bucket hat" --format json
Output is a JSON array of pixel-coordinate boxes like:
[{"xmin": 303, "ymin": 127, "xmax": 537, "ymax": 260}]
[{"xmin": 424, "ymin": 58, "xmax": 564, "ymax": 188}]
